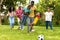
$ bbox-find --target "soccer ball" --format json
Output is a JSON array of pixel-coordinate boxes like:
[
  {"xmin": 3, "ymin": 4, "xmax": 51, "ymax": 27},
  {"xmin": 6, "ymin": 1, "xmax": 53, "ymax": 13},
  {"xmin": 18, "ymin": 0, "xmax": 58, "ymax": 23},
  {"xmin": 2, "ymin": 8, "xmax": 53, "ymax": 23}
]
[{"xmin": 38, "ymin": 35, "xmax": 44, "ymax": 40}]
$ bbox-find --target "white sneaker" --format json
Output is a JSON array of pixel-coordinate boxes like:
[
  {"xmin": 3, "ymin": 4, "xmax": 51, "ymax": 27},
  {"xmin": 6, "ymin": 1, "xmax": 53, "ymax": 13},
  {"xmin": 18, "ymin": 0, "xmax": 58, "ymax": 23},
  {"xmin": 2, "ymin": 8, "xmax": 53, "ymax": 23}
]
[{"xmin": 31, "ymin": 30, "xmax": 35, "ymax": 32}]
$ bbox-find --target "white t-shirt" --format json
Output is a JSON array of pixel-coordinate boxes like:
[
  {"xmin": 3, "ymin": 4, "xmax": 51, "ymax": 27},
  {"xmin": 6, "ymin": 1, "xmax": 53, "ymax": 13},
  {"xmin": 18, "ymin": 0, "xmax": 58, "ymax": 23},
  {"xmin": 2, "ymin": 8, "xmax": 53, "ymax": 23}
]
[{"xmin": 44, "ymin": 12, "xmax": 53, "ymax": 21}]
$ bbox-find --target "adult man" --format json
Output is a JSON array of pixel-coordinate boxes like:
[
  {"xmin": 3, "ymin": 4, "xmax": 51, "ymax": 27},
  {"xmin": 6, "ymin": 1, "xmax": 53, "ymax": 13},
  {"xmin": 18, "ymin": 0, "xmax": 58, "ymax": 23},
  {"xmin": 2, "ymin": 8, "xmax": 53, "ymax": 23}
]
[
  {"xmin": 44, "ymin": 8, "xmax": 54, "ymax": 30},
  {"xmin": 27, "ymin": 1, "xmax": 36, "ymax": 32}
]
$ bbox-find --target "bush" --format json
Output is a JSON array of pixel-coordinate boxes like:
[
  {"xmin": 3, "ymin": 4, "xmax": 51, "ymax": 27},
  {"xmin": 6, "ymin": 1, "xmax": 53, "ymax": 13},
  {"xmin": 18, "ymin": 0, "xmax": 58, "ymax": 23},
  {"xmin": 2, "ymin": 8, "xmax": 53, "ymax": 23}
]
[{"xmin": 54, "ymin": 4, "xmax": 60, "ymax": 25}]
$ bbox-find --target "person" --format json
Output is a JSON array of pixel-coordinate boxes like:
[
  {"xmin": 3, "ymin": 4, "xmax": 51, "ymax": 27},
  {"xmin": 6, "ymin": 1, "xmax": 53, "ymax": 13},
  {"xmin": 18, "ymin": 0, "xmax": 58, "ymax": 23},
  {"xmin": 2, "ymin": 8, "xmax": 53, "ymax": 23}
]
[
  {"xmin": 16, "ymin": 6, "xmax": 23, "ymax": 29},
  {"xmin": 30, "ymin": 12, "xmax": 40, "ymax": 27},
  {"xmin": 27, "ymin": 1, "xmax": 36, "ymax": 32},
  {"xmin": 20, "ymin": 5, "xmax": 31, "ymax": 30},
  {"xmin": 44, "ymin": 7, "xmax": 54, "ymax": 30},
  {"xmin": 7, "ymin": 6, "xmax": 15, "ymax": 29}
]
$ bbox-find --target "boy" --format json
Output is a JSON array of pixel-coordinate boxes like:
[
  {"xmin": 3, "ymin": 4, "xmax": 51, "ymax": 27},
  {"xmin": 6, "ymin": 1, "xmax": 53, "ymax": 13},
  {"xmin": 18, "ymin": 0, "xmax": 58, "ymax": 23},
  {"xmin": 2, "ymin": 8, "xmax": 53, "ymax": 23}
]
[
  {"xmin": 30, "ymin": 12, "xmax": 40, "ymax": 31},
  {"xmin": 20, "ymin": 5, "xmax": 31, "ymax": 30}
]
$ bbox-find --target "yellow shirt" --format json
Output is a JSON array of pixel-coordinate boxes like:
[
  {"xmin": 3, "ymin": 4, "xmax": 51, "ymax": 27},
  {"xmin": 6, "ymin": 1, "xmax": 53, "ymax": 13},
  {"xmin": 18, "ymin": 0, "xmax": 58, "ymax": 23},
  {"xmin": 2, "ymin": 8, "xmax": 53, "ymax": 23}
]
[{"xmin": 29, "ymin": 6, "xmax": 36, "ymax": 17}]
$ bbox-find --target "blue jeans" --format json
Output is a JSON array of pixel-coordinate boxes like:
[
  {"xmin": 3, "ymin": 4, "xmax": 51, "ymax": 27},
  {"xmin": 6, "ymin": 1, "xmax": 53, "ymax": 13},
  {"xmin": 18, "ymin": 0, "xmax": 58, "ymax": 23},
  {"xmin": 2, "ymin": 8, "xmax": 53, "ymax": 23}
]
[
  {"xmin": 20, "ymin": 15, "xmax": 28, "ymax": 30},
  {"xmin": 9, "ymin": 16, "xmax": 14, "ymax": 28},
  {"xmin": 27, "ymin": 17, "xmax": 34, "ymax": 32},
  {"xmin": 46, "ymin": 21, "xmax": 53, "ymax": 30}
]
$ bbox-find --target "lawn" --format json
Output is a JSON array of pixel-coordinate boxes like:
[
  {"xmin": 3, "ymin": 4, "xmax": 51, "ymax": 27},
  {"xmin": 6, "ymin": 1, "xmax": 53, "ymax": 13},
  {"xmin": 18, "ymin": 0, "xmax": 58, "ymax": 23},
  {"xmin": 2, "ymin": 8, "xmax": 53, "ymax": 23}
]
[{"xmin": 0, "ymin": 25, "xmax": 60, "ymax": 40}]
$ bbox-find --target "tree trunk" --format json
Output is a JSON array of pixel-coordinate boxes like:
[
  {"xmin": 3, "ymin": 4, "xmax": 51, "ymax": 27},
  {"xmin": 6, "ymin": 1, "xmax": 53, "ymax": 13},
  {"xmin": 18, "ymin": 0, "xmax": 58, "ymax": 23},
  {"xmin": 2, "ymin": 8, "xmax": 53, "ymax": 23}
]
[{"xmin": 0, "ymin": 0, "xmax": 3, "ymax": 25}]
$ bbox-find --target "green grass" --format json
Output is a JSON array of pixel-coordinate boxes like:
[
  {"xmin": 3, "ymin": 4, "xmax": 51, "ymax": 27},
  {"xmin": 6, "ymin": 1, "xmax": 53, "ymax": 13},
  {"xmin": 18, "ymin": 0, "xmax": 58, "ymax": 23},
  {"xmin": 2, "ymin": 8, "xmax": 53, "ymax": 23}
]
[{"xmin": 0, "ymin": 25, "xmax": 60, "ymax": 40}]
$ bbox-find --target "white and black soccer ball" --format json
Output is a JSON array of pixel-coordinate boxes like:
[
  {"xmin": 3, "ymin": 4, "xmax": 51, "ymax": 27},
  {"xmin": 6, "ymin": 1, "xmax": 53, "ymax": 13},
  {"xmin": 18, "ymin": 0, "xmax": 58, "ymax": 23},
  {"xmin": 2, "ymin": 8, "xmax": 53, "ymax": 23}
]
[{"xmin": 38, "ymin": 35, "xmax": 44, "ymax": 40}]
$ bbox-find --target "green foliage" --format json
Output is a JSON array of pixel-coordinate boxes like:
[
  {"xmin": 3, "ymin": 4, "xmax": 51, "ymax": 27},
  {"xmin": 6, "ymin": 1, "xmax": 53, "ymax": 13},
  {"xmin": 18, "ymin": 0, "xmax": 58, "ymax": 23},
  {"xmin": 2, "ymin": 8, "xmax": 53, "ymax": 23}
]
[
  {"xmin": 36, "ymin": 0, "xmax": 60, "ymax": 25},
  {"xmin": 1, "ymin": 0, "xmax": 26, "ymax": 12},
  {"xmin": 2, "ymin": 0, "xmax": 26, "ymax": 7},
  {"xmin": 1, "ymin": 0, "xmax": 60, "ymax": 25},
  {"xmin": 3, "ymin": 0, "xmax": 15, "ymax": 7},
  {"xmin": 54, "ymin": 3, "xmax": 60, "ymax": 25}
]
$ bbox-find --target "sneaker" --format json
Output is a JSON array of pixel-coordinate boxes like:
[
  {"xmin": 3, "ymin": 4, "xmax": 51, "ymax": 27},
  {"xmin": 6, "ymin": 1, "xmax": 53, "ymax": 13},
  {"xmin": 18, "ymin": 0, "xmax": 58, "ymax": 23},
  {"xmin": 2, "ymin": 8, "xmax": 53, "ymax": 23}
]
[{"xmin": 31, "ymin": 30, "xmax": 35, "ymax": 32}]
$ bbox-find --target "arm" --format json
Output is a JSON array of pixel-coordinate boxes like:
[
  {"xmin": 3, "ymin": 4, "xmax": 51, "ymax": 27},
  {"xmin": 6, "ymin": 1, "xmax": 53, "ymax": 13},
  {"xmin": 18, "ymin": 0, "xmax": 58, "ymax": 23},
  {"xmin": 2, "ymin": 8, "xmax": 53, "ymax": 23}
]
[
  {"xmin": 52, "ymin": 13, "xmax": 54, "ymax": 16},
  {"xmin": 34, "ymin": 10, "xmax": 36, "ymax": 15},
  {"xmin": 51, "ymin": 12, "xmax": 54, "ymax": 16},
  {"xmin": 43, "ymin": 12, "xmax": 46, "ymax": 16},
  {"xmin": 7, "ymin": 12, "xmax": 9, "ymax": 16},
  {"xmin": 34, "ymin": 6, "xmax": 37, "ymax": 15},
  {"xmin": 14, "ymin": 11, "xmax": 16, "ymax": 16},
  {"xmin": 51, "ymin": 10, "xmax": 54, "ymax": 16},
  {"xmin": 16, "ymin": 11, "xmax": 20, "ymax": 16}
]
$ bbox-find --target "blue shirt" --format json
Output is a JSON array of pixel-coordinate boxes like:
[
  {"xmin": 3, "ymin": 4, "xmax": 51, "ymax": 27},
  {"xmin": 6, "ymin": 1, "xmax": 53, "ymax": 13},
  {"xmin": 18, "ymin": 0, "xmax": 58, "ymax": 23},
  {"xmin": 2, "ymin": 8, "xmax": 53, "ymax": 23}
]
[{"xmin": 23, "ymin": 7, "xmax": 30, "ymax": 13}]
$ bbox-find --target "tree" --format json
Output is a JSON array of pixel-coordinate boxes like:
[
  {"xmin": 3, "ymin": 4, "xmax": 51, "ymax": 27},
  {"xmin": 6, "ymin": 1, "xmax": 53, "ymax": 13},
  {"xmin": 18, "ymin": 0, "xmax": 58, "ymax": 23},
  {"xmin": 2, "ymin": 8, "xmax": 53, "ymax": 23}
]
[
  {"xmin": 54, "ymin": 0, "xmax": 60, "ymax": 25},
  {"xmin": 0, "ymin": 0, "xmax": 27, "ymax": 25},
  {"xmin": 0, "ymin": 0, "xmax": 4, "ymax": 25},
  {"xmin": 36, "ymin": 0, "xmax": 60, "ymax": 25},
  {"xmin": 0, "ymin": 0, "xmax": 3, "ymax": 11}
]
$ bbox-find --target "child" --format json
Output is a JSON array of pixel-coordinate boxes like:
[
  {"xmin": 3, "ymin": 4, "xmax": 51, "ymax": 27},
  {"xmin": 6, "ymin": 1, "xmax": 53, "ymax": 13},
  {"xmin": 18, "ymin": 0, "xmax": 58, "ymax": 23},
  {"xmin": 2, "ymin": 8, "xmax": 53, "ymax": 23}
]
[
  {"xmin": 30, "ymin": 12, "xmax": 40, "ymax": 31},
  {"xmin": 16, "ymin": 6, "xmax": 23, "ymax": 29},
  {"xmin": 7, "ymin": 6, "xmax": 15, "ymax": 29},
  {"xmin": 20, "ymin": 5, "xmax": 31, "ymax": 30}
]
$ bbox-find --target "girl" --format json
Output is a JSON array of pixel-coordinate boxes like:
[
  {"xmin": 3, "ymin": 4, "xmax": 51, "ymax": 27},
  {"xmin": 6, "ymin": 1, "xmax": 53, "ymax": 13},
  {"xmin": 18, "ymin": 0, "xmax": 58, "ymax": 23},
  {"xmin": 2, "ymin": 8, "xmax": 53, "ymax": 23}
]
[
  {"xmin": 16, "ymin": 6, "xmax": 23, "ymax": 29},
  {"xmin": 7, "ymin": 6, "xmax": 15, "ymax": 29}
]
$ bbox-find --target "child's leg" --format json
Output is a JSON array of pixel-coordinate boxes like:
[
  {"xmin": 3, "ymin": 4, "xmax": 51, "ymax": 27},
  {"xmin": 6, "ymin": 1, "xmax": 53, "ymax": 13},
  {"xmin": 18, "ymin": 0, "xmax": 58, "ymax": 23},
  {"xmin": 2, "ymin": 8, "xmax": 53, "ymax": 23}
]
[
  {"xmin": 9, "ymin": 17, "xmax": 14, "ymax": 29},
  {"xmin": 19, "ymin": 15, "xmax": 24, "ymax": 30},
  {"xmin": 33, "ymin": 17, "xmax": 39, "ymax": 25},
  {"xmin": 20, "ymin": 19, "xmax": 24, "ymax": 30},
  {"xmin": 17, "ymin": 18, "xmax": 20, "ymax": 25},
  {"xmin": 12, "ymin": 17, "xmax": 14, "ymax": 28},
  {"xmin": 9, "ymin": 18, "xmax": 13, "ymax": 29},
  {"xmin": 10, "ymin": 23, "xmax": 12, "ymax": 29},
  {"xmin": 20, "ymin": 15, "xmax": 27, "ymax": 30}
]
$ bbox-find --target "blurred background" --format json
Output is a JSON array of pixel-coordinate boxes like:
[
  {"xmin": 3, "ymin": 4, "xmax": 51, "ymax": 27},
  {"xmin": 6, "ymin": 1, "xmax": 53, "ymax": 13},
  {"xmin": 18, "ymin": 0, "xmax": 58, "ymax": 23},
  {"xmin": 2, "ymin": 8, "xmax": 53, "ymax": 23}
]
[{"xmin": 0, "ymin": 0, "xmax": 60, "ymax": 26}]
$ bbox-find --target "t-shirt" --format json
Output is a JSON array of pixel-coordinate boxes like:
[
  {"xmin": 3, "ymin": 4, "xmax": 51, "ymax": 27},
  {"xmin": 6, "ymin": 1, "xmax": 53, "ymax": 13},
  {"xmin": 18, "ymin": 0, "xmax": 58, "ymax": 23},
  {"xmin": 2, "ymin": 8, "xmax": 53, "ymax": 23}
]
[
  {"xmin": 8, "ymin": 11, "xmax": 15, "ymax": 17},
  {"xmin": 29, "ymin": 6, "xmax": 36, "ymax": 17},
  {"xmin": 23, "ymin": 7, "xmax": 30, "ymax": 13},
  {"xmin": 16, "ymin": 8, "xmax": 23, "ymax": 19},
  {"xmin": 23, "ymin": 7, "xmax": 30, "ymax": 15},
  {"xmin": 44, "ymin": 12, "xmax": 53, "ymax": 21}
]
